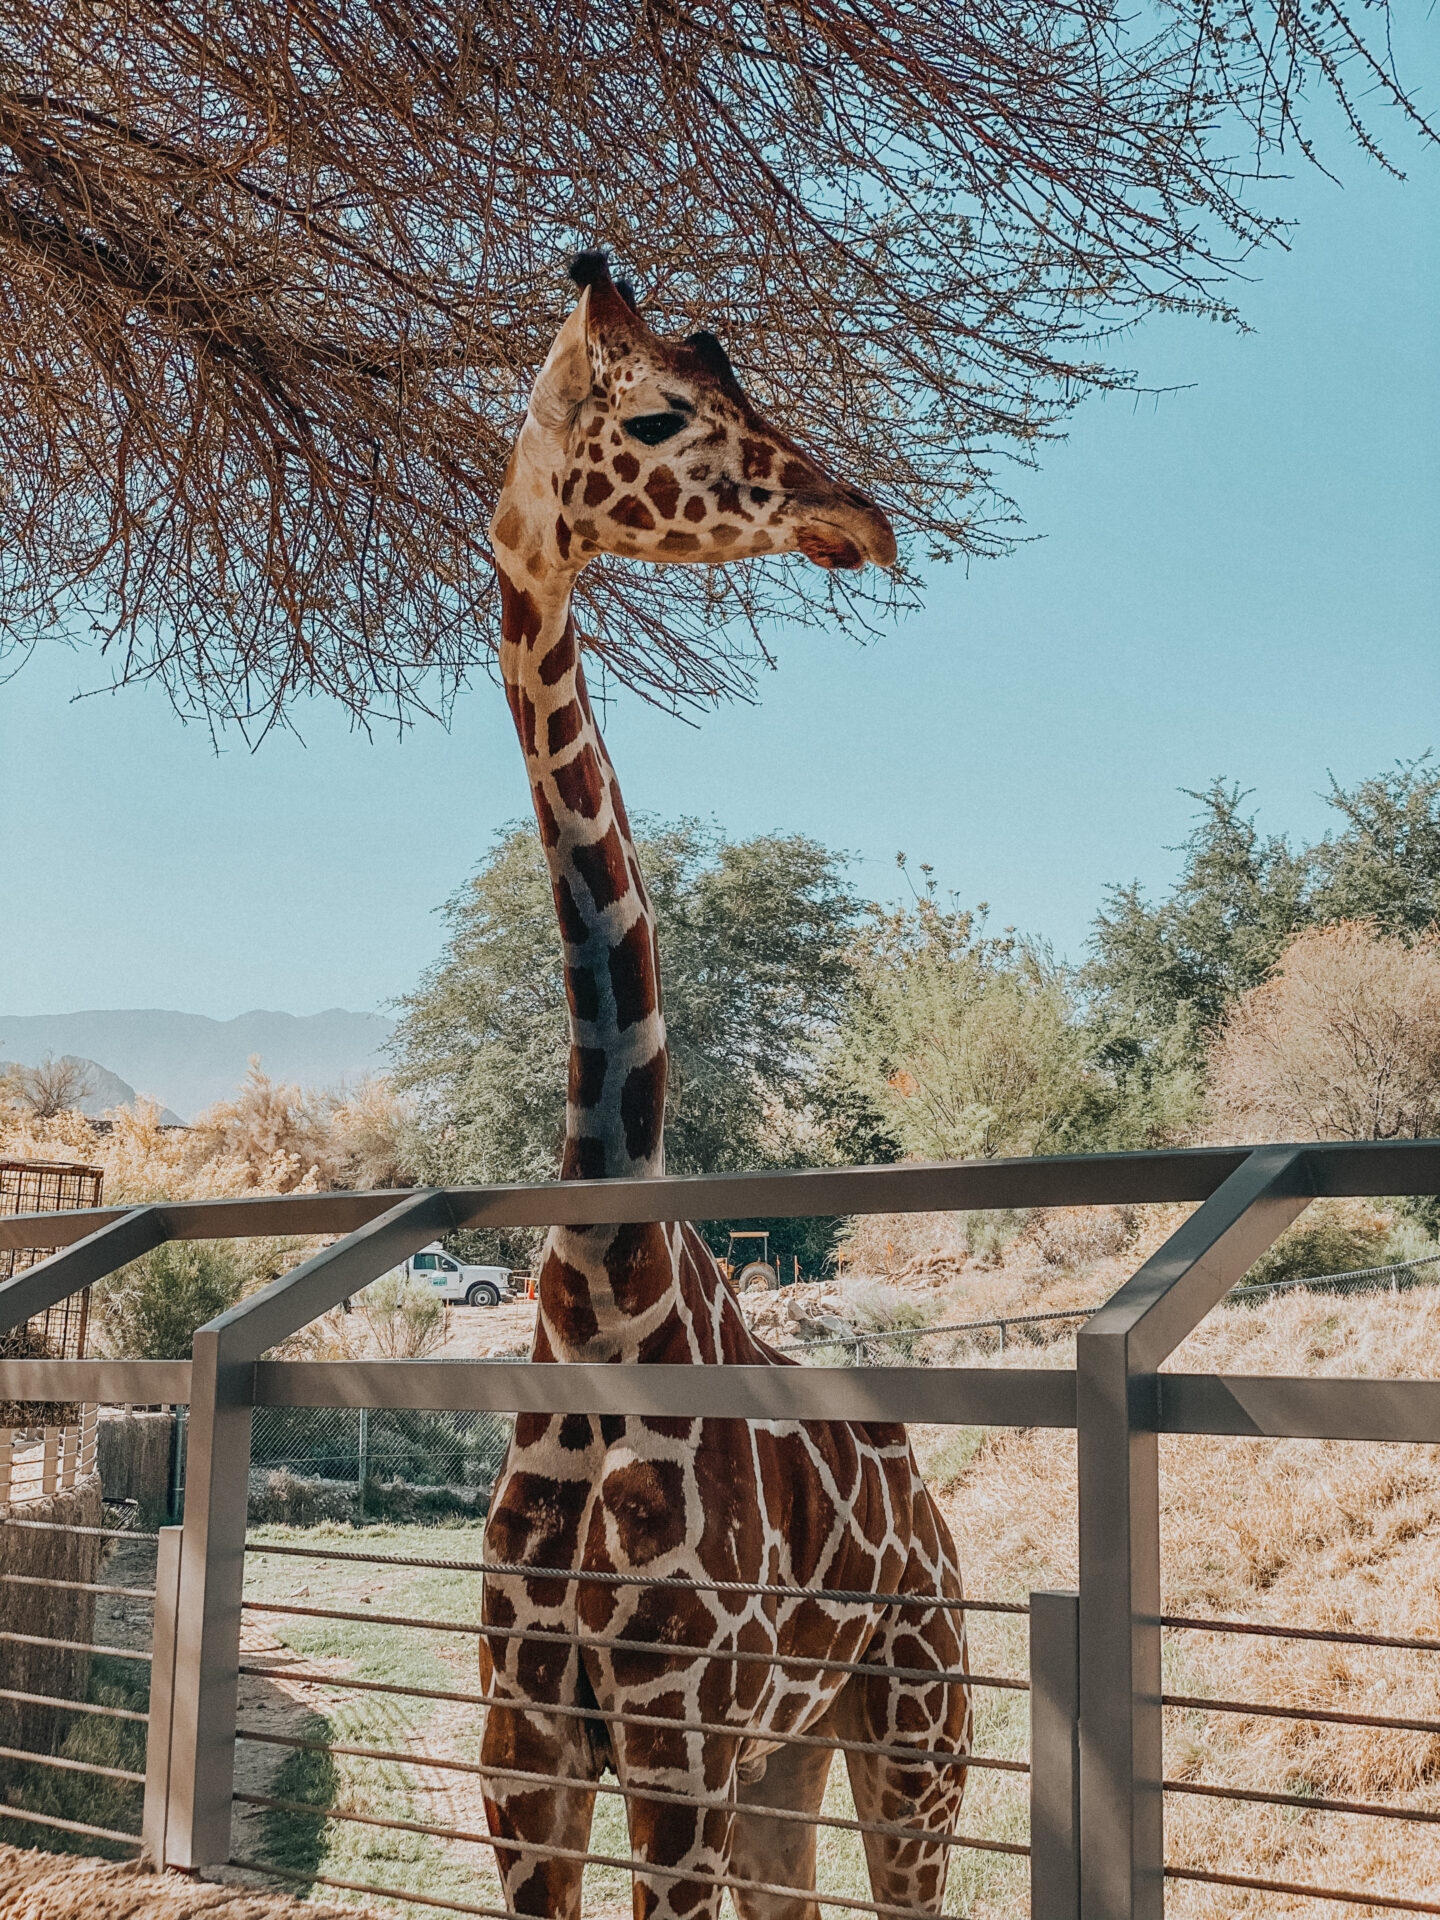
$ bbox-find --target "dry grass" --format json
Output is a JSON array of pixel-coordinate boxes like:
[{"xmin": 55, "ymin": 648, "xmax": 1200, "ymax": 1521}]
[
  {"xmin": 914, "ymin": 1282, "xmax": 1440, "ymax": 1916},
  {"xmin": 0, "ymin": 1840, "xmax": 371, "ymax": 1918}
]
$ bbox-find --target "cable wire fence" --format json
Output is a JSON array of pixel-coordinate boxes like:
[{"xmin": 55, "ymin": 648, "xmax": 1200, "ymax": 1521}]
[
  {"xmin": 227, "ymin": 1529, "xmax": 1036, "ymax": 1920},
  {"xmin": 0, "ymin": 1490, "xmax": 159, "ymax": 1857}
]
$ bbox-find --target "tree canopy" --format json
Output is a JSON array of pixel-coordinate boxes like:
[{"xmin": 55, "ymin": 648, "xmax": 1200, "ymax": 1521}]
[
  {"xmin": 1088, "ymin": 759, "xmax": 1440, "ymax": 1043},
  {"xmin": 2, "ymin": 2, "xmax": 1434, "ymax": 728}
]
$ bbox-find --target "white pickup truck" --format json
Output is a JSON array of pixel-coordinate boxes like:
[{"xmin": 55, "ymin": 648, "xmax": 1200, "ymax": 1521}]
[{"xmin": 404, "ymin": 1243, "xmax": 513, "ymax": 1307}]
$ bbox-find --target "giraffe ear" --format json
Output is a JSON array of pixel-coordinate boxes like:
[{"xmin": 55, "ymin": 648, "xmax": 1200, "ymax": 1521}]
[{"xmin": 529, "ymin": 292, "xmax": 594, "ymax": 438}]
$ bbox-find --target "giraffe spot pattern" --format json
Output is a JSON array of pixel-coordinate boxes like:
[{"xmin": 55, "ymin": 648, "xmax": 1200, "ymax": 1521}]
[
  {"xmin": 609, "ymin": 495, "xmax": 655, "ymax": 530},
  {"xmin": 740, "ymin": 438, "xmax": 773, "ymax": 479},
  {"xmin": 644, "ymin": 467, "xmax": 681, "ymax": 518},
  {"xmin": 552, "ymin": 742, "xmax": 604, "ymax": 818},
  {"xmin": 682, "ymin": 494, "xmax": 707, "ymax": 522},
  {"xmin": 569, "ymin": 1044, "xmax": 607, "ymax": 1109},
  {"xmin": 565, "ymin": 961, "xmax": 599, "ymax": 1022},
  {"xmin": 620, "ymin": 1050, "xmax": 666, "ymax": 1160},
  {"xmin": 583, "ymin": 469, "xmax": 614, "ymax": 507},
  {"xmin": 547, "ymin": 701, "xmax": 582, "ymax": 754},
  {"xmin": 538, "ymin": 626, "xmax": 576, "ymax": 686},
  {"xmin": 609, "ymin": 915, "xmax": 658, "ymax": 1028},
  {"xmin": 572, "ymin": 822, "xmax": 630, "ymax": 911}
]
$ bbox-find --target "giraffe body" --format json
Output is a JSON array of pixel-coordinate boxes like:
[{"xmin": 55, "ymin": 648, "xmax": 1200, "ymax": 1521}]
[{"xmin": 480, "ymin": 256, "xmax": 969, "ymax": 1920}]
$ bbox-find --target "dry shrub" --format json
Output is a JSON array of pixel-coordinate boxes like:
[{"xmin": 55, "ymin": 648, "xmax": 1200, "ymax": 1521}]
[
  {"xmin": 0, "ymin": 1840, "xmax": 367, "ymax": 1917},
  {"xmin": 838, "ymin": 1207, "xmax": 977, "ymax": 1280},
  {"xmin": 1022, "ymin": 1204, "xmax": 1140, "ymax": 1269},
  {"xmin": 355, "ymin": 1272, "xmax": 445, "ymax": 1360},
  {"xmin": 1210, "ymin": 920, "xmax": 1440, "ymax": 1143}
]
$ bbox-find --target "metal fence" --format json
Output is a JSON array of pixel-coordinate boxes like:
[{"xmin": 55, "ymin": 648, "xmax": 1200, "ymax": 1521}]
[{"xmin": 1, "ymin": 1139, "xmax": 1438, "ymax": 1920}]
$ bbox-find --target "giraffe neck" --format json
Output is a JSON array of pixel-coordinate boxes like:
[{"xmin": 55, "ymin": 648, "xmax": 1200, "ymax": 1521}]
[{"xmin": 493, "ymin": 544, "xmax": 666, "ymax": 1190}]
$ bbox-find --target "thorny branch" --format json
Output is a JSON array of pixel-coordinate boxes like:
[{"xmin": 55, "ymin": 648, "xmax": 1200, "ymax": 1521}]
[{"xmin": 0, "ymin": 0, "xmax": 1432, "ymax": 731}]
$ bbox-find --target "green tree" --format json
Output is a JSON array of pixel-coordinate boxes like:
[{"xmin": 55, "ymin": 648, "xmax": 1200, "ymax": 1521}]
[
  {"xmin": 1306, "ymin": 758, "xmax": 1440, "ymax": 934},
  {"xmin": 1088, "ymin": 781, "xmax": 1310, "ymax": 1040},
  {"xmin": 1088, "ymin": 759, "xmax": 1440, "ymax": 1053},
  {"xmin": 834, "ymin": 878, "xmax": 1088, "ymax": 1161},
  {"xmin": 94, "ymin": 1242, "xmax": 247, "ymax": 1360},
  {"xmin": 388, "ymin": 821, "xmax": 863, "ymax": 1271}
]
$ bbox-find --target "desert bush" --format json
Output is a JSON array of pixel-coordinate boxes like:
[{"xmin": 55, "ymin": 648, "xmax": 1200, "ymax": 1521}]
[
  {"xmin": 92, "ymin": 1240, "xmax": 247, "ymax": 1358},
  {"xmin": 1210, "ymin": 921, "xmax": 1440, "ymax": 1143},
  {"xmin": 839, "ymin": 1279, "xmax": 933, "ymax": 1332},
  {"xmin": 1025, "ymin": 1205, "xmax": 1140, "ymax": 1269},
  {"xmin": 355, "ymin": 1270, "xmax": 445, "ymax": 1360},
  {"xmin": 1237, "ymin": 1202, "xmax": 1393, "ymax": 1291}
]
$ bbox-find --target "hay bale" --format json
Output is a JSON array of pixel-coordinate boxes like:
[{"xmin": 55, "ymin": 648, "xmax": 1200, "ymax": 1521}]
[
  {"xmin": 0, "ymin": 1480, "xmax": 102, "ymax": 1759},
  {"xmin": 0, "ymin": 1842, "xmax": 375, "ymax": 1918},
  {"xmin": 0, "ymin": 1328, "xmax": 78, "ymax": 1431},
  {"xmin": 95, "ymin": 1414, "xmax": 174, "ymax": 1515}
]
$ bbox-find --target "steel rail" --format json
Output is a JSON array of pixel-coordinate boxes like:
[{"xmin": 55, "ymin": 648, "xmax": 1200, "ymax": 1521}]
[
  {"xmin": 0, "ymin": 1629, "xmax": 152, "ymax": 1662},
  {"xmin": 8, "ymin": 1136, "xmax": 1439, "ymax": 1258},
  {"xmin": 0, "ymin": 1686, "xmax": 148, "ymax": 1722},
  {"xmin": 0, "ymin": 1805, "xmax": 142, "ymax": 1847},
  {"xmin": 1164, "ymin": 1691, "xmax": 1440, "ymax": 1737},
  {"xmin": 0, "ymin": 1742, "xmax": 147, "ymax": 1785},
  {"xmin": 242, "ymin": 1537, "xmax": 1031, "ymax": 1613},
  {"xmin": 240, "ymin": 1598, "xmax": 1006, "ymax": 1689},
  {"xmin": 235, "ymin": 1663, "xmax": 1002, "ymax": 1770},
  {"xmin": 251, "ymin": 1357, "xmax": 1076, "ymax": 1427},
  {"xmin": 1162, "ymin": 1612, "xmax": 1440, "ymax": 1654},
  {"xmin": 1, "ymin": 1572, "xmax": 155, "ymax": 1599},
  {"xmin": 1165, "ymin": 1864, "xmax": 1440, "ymax": 1914},
  {"xmin": 230, "ymin": 1788, "xmax": 1028, "ymax": 1911},
  {"xmin": 1166, "ymin": 1778, "xmax": 1440, "ymax": 1825},
  {"xmin": 0, "ymin": 1145, "xmax": 1264, "ymax": 1256},
  {"xmin": 233, "ymin": 1727, "xmax": 1001, "ymax": 1849}
]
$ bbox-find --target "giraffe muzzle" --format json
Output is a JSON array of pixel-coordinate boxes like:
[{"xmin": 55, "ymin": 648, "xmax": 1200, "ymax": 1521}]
[{"xmin": 796, "ymin": 503, "xmax": 897, "ymax": 572}]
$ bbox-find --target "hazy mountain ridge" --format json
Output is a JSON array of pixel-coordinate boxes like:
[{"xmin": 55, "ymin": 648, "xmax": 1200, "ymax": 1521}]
[{"xmin": 0, "ymin": 1008, "xmax": 393, "ymax": 1121}]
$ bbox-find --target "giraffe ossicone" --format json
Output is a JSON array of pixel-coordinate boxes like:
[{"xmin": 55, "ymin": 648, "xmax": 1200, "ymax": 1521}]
[{"xmin": 480, "ymin": 252, "xmax": 969, "ymax": 1920}]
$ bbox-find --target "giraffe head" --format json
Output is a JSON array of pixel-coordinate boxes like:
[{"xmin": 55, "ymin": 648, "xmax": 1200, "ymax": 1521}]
[{"xmin": 494, "ymin": 252, "xmax": 896, "ymax": 575}]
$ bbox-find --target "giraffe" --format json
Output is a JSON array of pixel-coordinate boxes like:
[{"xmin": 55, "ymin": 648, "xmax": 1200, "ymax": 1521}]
[{"xmin": 479, "ymin": 253, "xmax": 970, "ymax": 1920}]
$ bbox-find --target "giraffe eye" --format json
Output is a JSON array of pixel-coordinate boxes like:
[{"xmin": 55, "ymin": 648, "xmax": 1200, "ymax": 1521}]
[{"xmin": 622, "ymin": 411, "xmax": 688, "ymax": 446}]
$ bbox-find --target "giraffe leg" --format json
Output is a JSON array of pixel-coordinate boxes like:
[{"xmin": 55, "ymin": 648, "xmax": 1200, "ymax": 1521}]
[
  {"xmin": 614, "ymin": 1727, "xmax": 741, "ymax": 1920},
  {"xmin": 480, "ymin": 1699, "xmax": 600, "ymax": 1920},
  {"xmin": 835, "ymin": 1670, "xmax": 970, "ymax": 1919},
  {"xmin": 728, "ymin": 1721, "xmax": 836, "ymax": 1920}
]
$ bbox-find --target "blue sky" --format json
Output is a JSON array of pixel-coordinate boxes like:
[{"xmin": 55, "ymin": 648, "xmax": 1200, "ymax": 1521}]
[{"xmin": 2, "ymin": 98, "xmax": 1436, "ymax": 1021}]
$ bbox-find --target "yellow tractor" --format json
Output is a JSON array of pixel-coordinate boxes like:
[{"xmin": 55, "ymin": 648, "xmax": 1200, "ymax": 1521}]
[{"xmin": 724, "ymin": 1229, "xmax": 780, "ymax": 1292}]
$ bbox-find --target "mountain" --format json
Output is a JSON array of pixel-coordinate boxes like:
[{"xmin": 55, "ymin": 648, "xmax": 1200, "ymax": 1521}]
[
  {"xmin": 0, "ymin": 1009, "xmax": 394, "ymax": 1122},
  {"xmin": 0, "ymin": 1056, "xmax": 184, "ymax": 1126}
]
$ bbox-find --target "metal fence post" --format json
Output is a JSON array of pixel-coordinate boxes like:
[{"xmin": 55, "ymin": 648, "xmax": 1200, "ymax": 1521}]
[
  {"xmin": 162, "ymin": 1326, "xmax": 254, "ymax": 1871},
  {"xmin": 141, "ymin": 1524, "xmax": 184, "ymax": 1866},
  {"xmin": 1076, "ymin": 1146, "xmax": 1312, "ymax": 1920},
  {"xmin": 1030, "ymin": 1590, "xmax": 1081, "ymax": 1920}
]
